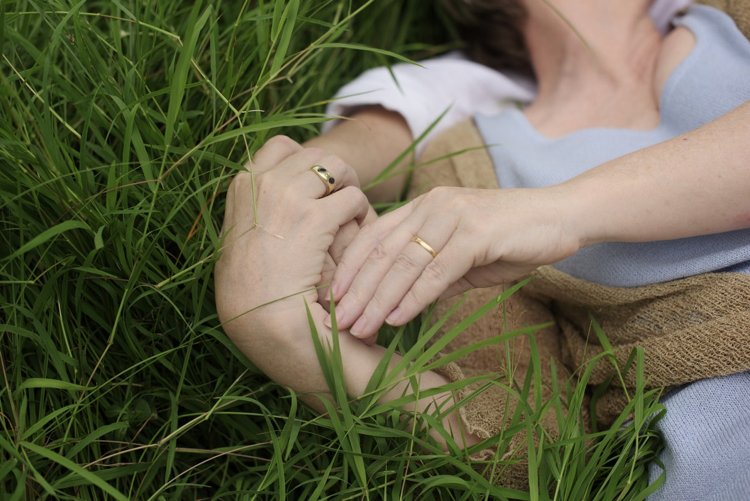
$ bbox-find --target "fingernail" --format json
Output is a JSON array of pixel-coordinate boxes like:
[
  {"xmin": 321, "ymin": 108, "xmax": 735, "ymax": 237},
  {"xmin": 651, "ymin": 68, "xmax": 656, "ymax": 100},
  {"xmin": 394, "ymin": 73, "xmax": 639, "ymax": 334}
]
[
  {"xmin": 334, "ymin": 308, "xmax": 347, "ymax": 327},
  {"xmin": 333, "ymin": 297, "xmax": 352, "ymax": 326},
  {"xmin": 349, "ymin": 317, "xmax": 367, "ymax": 338},
  {"xmin": 385, "ymin": 307, "xmax": 402, "ymax": 326},
  {"xmin": 323, "ymin": 315, "xmax": 332, "ymax": 328},
  {"xmin": 331, "ymin": 280, "xmax": 343, "ymax": 300}
]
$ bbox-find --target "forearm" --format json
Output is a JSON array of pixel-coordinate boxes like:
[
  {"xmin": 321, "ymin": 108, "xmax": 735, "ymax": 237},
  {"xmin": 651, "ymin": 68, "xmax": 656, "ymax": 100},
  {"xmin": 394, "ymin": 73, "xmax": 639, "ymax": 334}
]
[
  {"xmin": 235, "ymin": 302, "xmax": 476, "ymax": 447},
  {"xmin": 563, "ymin": 101, "xmax": 750, "ymax": 247},
  {"xmin": 305, "ymin": 106, "xmax": 413, "ymax": 204},
  {"xmin": 216, "ymin": 134, "xmax": 474, "ymax": 447}
]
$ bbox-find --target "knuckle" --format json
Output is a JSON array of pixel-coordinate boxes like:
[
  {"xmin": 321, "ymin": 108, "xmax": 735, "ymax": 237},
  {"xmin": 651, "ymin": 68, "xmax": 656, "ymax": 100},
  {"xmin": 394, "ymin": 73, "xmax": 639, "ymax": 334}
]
[
  {"xmin": 335, "ymin": 257, "xmax": 354, "ymax": 275},
  {"xmin": 423, "ymin": 259, "xmax": 447, "ymax": 283},
  {"xmin": 358, "ymin": 223, "xmax": 376, "ymax": 240},
  {"xmin": 341, "ymin": 186, "xmax": 368, "ymax": 207},
  {"xmin": 402, "ymin": 287, "xmax": 425, "ymax": 310},
  {"xmin": 319, "ymin": 154, "xmax": 359, "ymax": 186},
  {"xmin": 393, "ymin": 252, "xmax": 418, "ymax": 272},
  {"xmin": 336, "ymin": 185, "xmax": 357, "ymax": 199},
  {"xmin": 303, "ymin": 146, "xmax": 326, "ymax": 160},
  {"xmin": 413, "ymin": 193, "xmax": 429, "ymax": 208},
  {"xmin": 366, "ymin": 294, "xmax": 388, "ymax": 315},
  {"xmin": 451, "ymin": 193, "xmax": 471, "ymax": 211},
  {"xmin": 356, "ymin": 188, "xmax": 368, "ymax": 205},
  {"xmin": 344, "ymin": 286, "xmax": 366, "ymax": 309},
  {"xmin": 265, "ymin": 134, "xmax": 299, "ymax": 151},
  {"xmin": 317, "ymin": 153, "xmax": 344, "ymax": 167},
  {"xmin": 250, "ymin": 136, "xmax": 302, "ymax": 172},
  {"xmin": 370, "ymin": 241, "xmax": 389, "ymax": 262},
  {"xmin": 337, "ymin": 161, "xmax": 360, "ymax": 187},
  {"xmin": 229, "ymin": 172, "xmax": 251, "ymax": 195},
  {"xmin": 362, "ymin": 294, "xmax": 392, "ymax": 322},
  {"xmin": 354, "ymin": 222, "xmax": 382, "ymax": 248},
  {"xmin": 426, "ymin": 186, "xmax": 452, "ymax": 202}
]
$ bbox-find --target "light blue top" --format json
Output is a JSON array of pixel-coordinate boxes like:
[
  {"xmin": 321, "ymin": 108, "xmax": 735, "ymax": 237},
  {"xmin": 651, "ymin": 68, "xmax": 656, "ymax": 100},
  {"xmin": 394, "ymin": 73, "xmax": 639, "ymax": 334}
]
[
  {"xmin": 475, "ymin": 5, "xmax": 750, "ymax": 287},
  {"xmin": 475, "ymin": 6, "xmax": 750, "ymax": 500}
]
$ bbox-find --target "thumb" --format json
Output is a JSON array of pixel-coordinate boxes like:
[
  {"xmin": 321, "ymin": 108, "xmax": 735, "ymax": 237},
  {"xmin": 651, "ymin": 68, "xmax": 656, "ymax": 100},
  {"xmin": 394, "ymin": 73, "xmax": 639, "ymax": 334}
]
[{"xmin": 439, "ymin": 276, "xmax": 474, "ymax": 301}]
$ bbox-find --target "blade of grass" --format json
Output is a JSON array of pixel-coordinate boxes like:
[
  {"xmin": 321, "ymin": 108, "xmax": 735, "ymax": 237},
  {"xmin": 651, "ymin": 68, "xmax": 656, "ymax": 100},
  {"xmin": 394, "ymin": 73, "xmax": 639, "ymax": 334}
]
[{"xmin": 21, "ymin": 441, "xmax": 128, "ymax": 501}]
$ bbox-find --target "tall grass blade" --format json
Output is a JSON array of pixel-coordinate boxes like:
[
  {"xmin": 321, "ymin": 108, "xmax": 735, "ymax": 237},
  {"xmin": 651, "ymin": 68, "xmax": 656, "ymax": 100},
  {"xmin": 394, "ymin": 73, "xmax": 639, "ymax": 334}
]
[
  {"xmin": 164, "ymin": 5, "xmax": 212, "ymax": 147},
  {"xmin": 21, "ymin": 442, "xmax": 128, "ymax": 501}
]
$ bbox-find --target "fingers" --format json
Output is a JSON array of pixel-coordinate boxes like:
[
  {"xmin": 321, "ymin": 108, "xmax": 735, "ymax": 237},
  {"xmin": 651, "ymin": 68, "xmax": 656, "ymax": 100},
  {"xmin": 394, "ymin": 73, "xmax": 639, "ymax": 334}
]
[
  {"xmin": 317, "ymin": 253, "xmax": 337, "ymax": 309},
  {"xmin": 291, "ymin": 154, "xmax": 361, "ymax": 199},
  {"xmin": 327, "ymin": 206, "xmax": 416, "ymax": 329},
  {"xmin": 347, "ymin": 219, "xmax": 457, "ymax": 339},
  {"xmin": 224, "ymin": 135, "xmax": 303, "ymax": 242},
  {"xmin": 252, "ymin": 140, "xmax": 361, "ymax": 200},
  {"xmin": 385, "ymin": 238, "xmax": 475, "ymax": 326},
  {"xmin": 330, "ymin": 203, "xmax": 414, "ymax": 302},
  {"xmin": 439, "ymin": 276, "xmax": 475, "ymax": 301},
  {"xmin": 317, "ymin": 186, "xmax": 371, "ymax": 232},
  {"xmin": 363, "ymin": 204, "xmax": 378, "ymax": 226},
  {"xmin": 246, "ymin": 135, "xmax": 303, "ymax": 173},
  {"xmin": 221, "ymin": 173, "xmax": 255, "ymax": 242},
  {"xmin": 330, "ymin": 220, "xmax": 360, "ymax": 264}
]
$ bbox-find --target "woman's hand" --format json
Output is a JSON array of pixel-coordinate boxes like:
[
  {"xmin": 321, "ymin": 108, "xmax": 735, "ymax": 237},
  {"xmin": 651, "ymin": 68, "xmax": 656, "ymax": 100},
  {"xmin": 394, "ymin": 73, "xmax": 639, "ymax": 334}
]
[
  {"xmin": 215, "ymin": 135, "xmax": 371, "ymax": 349},
  {"xmin": 328, "ymin": 186, "xmax": 583, "ymax": 341}
]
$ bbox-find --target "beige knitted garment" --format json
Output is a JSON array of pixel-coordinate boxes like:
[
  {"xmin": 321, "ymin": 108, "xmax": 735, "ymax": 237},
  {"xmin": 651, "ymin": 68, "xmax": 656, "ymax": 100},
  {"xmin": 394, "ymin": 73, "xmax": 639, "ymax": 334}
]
[{"xmin": 408, "ymin": 118, "xmax": 750, "ymax": 487}]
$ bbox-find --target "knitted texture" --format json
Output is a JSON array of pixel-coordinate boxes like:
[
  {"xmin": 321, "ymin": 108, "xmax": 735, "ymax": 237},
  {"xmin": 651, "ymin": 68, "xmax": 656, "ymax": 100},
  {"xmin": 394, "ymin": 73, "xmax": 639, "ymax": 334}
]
[
  {"xmin": 411, "ymin": 121, "xmax": 572, "ymax": 489},
  {"xmin": 410, "ymin": 119, "xmax": 750, "ymax": 487},
  {"xmin": 526, "ymin": 265, "xmax": 750, "ymax": 423}
]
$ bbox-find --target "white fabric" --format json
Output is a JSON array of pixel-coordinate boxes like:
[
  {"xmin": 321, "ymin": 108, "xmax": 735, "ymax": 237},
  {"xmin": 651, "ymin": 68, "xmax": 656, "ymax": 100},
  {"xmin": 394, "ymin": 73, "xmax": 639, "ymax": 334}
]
[
  {"xmin": 324, "ymin": 52, "xmax": 535, "ymax": 155},
  {"xmin": 323, "ymin": 0, "xmax": 693, "ymax": 155}
]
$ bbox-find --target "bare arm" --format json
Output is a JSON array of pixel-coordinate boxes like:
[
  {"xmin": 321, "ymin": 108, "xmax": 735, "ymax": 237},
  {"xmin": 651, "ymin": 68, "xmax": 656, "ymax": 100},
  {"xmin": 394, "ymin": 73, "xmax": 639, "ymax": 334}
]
[
  {"xmin": 567, "ymin": 101, "xmax": 750, "ymax": 246},
  {"xmin": 215, "ymin": 136, "xmax": 477, "ymax": 449},
  {"xmin": 329, "ymin": 102, "xmax": 750, "ymax": 339},
  {"xmin": 305, "ymin": 106, "xmax": 413, "ymax": 204},
  {"xmin": 243, "ymin": 300, "xmax": 476, "ymax": 448}
]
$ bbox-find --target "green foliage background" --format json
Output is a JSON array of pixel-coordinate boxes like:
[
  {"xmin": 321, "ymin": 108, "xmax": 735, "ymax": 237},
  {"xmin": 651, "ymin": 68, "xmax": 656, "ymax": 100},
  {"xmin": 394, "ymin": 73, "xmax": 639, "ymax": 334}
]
[{"xmin": 0, "ymin": 1, "xmax": 662, "ymax": 499}]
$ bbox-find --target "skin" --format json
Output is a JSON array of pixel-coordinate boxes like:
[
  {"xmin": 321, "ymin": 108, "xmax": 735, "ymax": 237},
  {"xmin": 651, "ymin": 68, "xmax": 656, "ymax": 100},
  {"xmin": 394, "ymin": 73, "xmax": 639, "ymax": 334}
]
[
  {"xmin": 328, "ymin": 0, "xmax": 750, "ymax": 341},
  {"xmin": 330, "ymin": 102, "xmax": 750, "ymax": 341},
  {"xmin": 305, "ymin": 106, "xmax": 412, "ymax": 204},
  {"xmin": 215, "ymin": 135, "xmax": 478, "ymax": 448},
  {"xmin": 216, "ymin": 0, "xmax": 750, "ymax": 444}
]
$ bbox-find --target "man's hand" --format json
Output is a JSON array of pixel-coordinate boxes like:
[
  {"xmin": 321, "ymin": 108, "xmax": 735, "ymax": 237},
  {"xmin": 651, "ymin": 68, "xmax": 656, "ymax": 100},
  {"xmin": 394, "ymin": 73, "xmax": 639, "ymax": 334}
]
[{"xmin": 215, "ymin": 135, "xmax": 370, "ymax": 347}]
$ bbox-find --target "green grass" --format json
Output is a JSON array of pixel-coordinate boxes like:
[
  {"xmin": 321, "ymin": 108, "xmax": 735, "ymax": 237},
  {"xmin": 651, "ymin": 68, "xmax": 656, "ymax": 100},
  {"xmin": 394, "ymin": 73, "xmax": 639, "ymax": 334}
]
[{"xmin": 0, "ymin": 1, "xmax": 664, "ymax": 499}]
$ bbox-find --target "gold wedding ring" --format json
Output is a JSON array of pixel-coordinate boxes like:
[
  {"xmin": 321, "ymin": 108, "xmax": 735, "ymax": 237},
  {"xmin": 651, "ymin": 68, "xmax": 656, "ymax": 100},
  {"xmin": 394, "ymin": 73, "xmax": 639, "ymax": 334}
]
[
  {"xmin": 310, "ymin": 164, "xmax": 336, "ymax": 196},
  {"xmin": 411, "ymin": 235, "xmax": 438, "ymax": 258}
]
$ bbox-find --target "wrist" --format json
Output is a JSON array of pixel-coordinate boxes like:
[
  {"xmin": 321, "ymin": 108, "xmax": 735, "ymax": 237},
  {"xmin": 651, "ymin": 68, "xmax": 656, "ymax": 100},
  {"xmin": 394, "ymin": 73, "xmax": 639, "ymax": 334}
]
[
  {"xmin": 250, "ymin": 293, "xmax": 319, "ymax": 335},
  {"xmin": 223, "ymin": 295, "xmax": 325, "ymax": 363},
  {"xmin": 547, "ymin": 180, "xmax": 605, "ymax": 250}
]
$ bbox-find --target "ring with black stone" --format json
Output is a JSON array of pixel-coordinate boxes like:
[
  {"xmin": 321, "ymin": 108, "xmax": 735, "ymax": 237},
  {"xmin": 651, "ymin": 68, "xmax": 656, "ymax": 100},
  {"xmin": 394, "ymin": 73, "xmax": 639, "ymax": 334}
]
[{"xmin": 311, "ymin": 164, "xmax": 336, "ymax": 196}]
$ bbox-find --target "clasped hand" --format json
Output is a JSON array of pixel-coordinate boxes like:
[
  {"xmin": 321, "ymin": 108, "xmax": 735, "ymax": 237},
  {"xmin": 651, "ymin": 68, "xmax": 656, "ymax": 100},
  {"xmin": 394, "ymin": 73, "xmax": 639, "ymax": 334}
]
[
  {"xmin": 216, "ymin": 136, "xmax": 582, "ymax": 355},
  {"xmin": 328, "ymin": 186, "xmax": 582, "ymax": 343},
  {"xmin": 215, "ymin": 136, "xmax": 372, "ymax": 353}
]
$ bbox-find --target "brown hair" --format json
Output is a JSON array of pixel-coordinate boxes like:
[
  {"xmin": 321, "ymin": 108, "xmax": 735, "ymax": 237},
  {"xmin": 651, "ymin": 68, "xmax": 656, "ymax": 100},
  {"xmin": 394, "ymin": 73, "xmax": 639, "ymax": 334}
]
[{"xmin": 441, "ymin": 0, "xmax": 532, "ymax": 76}]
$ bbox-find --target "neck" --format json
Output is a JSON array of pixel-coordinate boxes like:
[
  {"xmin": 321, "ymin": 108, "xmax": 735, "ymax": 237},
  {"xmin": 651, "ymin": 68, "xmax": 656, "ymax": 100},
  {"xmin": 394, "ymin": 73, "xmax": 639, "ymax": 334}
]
[{"xmin": 522, "ymin": 0, "xmax": 663, "ymax": 134}]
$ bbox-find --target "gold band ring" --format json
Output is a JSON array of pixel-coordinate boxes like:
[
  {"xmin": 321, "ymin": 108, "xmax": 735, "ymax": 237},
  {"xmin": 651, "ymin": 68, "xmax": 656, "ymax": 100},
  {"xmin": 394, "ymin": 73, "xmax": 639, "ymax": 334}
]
[
  {"xmin": 310, "ymin": 164, "xmax": 336, "ymax": 196},
  {"xmin": 411, "ymin": 235, "xmax": 438, "ymax": 258}
]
